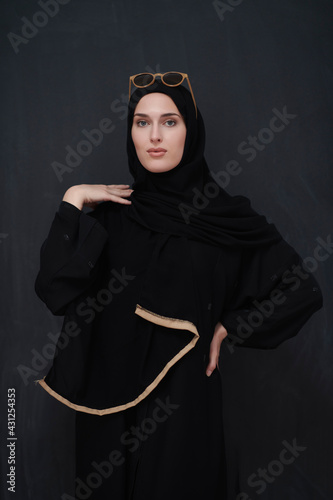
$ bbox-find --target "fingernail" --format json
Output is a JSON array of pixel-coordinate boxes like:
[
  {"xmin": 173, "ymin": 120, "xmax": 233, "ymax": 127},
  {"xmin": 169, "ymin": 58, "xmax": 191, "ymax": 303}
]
[{"xmin": 206, "ymin": 370, "xmax": 212, "ymax": 377}]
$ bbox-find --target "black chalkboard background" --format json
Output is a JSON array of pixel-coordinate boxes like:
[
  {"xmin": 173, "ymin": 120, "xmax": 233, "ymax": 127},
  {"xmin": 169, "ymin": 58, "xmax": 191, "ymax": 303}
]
[{"xmin": 1, "ymin": 1, "xmax": 332, "ymax": 498}]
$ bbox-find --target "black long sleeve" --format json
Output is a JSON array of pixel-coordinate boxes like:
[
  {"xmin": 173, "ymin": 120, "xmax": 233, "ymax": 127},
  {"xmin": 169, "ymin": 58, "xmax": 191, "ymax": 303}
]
[
  {"xmin": 35, "ymin": 201, "xmax": 109, "ymax": 316},
  {"xmin": 220, "ymin": 238, "xmax": 323, "ymax": 352}
]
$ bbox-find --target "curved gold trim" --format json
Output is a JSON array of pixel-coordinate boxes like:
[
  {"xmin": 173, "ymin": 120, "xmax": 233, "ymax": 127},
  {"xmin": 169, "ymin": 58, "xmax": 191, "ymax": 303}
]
[{"xmin": 35, "ymin": 304, "xmax": 199, "ymax": 416}]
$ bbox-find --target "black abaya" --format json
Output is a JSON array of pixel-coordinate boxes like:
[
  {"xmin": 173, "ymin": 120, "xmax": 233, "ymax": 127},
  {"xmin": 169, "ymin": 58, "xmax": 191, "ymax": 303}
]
[
  {"xmin": 36, "ymin": 200, "xmax": 229, "ymax": 499},
  {"xmin": 35, "ymin": 199, "xmax": 322, "ymax": 499},
  {"xmin": 35, "ymin": 80, "xmax": 323, "ymax": 499}
]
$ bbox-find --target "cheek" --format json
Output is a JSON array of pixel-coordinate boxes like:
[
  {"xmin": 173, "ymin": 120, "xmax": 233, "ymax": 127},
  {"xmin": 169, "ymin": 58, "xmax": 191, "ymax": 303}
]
[
  {"xmin": 131, "ymin": 129, "xmax": 142, "ymax": 154},
  {"xmin": 175, "ymin": 129, "xmax": 186, "ymax": 157}
]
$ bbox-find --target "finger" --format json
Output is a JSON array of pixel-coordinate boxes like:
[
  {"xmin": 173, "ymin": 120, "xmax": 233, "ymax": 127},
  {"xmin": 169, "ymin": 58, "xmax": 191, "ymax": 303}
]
[
  {"xmin": 104, "ymin": 187, "xmax": 133, "ymax": 200},
  {"xmin": 120, "ymin": 190, "xmax": 134, "ymax": 196},
  {"xmin": 206, "ymin": 352, "xmax": 219, "ymax": 375},
  {"xmin": 206, "ymin": 337, "xmax": 223, "ymax": 376},
  {"xmin": 206, "ymin": 364, "xmax": 215, "ymax": 377},
  {"xmin": 108, "ymin": 194, "xmax": 132, "ymax": 204},
  {"xmin": 206, "ymin": 350, "xmax": 217, "ymax": 377},
  {"xmin": 107, "ymin": 187, "xmax": 133, "ymax": 196}
]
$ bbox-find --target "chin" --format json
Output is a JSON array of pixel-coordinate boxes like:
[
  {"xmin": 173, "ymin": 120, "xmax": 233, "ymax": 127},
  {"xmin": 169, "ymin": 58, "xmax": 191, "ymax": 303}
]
[{"xmin": 142, "ymin": 162, "xmax": 178, "ymax": 173}]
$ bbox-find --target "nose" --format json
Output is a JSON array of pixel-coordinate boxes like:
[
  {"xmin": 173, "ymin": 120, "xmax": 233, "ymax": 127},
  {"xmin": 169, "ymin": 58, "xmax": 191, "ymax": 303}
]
[{"xmin": 150, "ymin": 123, "xmax": 162, "ymax": 143}]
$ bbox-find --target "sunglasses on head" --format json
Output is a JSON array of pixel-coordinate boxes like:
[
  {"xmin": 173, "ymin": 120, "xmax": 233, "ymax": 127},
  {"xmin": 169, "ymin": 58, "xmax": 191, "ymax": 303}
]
[{"xmin": 129, "ymin": 72, "xmax": 197, "ymax": 119}]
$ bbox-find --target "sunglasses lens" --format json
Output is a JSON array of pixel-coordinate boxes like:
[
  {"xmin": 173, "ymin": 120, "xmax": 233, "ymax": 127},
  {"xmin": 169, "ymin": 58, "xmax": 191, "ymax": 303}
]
[
  {"xmin": 163, "ymin": 72, "xmax": 183, "ymax": 85},
  {"xmin": 133, "ymin": 73, "xmax": 154, "ymax": 87}
]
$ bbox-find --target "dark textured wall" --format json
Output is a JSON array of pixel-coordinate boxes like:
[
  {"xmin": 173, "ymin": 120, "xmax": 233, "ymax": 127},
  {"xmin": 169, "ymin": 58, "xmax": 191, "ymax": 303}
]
[{"xmin": 1, "ymin": 0, "xmax": 332, "ymax": 498}]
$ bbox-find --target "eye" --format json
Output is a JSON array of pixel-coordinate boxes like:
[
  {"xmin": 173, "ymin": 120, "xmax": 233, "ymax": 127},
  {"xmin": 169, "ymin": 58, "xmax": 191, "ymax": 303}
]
[
  {"xmin": 164, "ymin": 119, "xmax": 176, "ymax": 127},
  {"xmin": 136, "ymin": 120, "xmax": 148, "ymax": 127}
]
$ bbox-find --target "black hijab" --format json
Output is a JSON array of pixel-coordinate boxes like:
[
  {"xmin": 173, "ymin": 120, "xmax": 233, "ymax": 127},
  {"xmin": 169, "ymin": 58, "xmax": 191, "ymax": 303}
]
[{"xmin": 126, "ymin": 81, "xmax": 283, "ymax": 248}]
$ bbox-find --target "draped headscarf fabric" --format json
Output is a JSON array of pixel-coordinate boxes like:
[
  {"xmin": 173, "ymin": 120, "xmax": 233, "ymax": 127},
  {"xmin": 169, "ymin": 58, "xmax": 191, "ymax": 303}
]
[{"xmin": 126, "ymin": 81, "xmax": 283, "ymax": 248}]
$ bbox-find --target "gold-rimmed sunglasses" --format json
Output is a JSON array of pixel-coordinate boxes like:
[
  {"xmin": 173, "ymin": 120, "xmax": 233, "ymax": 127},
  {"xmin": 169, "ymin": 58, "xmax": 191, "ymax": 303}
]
[{"xmin": 129, "ymin": 72, "xmax": 197, "ymax": 119}]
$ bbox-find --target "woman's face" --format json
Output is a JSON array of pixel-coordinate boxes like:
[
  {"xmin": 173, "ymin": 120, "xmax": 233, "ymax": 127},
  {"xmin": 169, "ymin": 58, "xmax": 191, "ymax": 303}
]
[{"xmin": 131, "ymin": 92, "xmax": 187, "ymax": 173}]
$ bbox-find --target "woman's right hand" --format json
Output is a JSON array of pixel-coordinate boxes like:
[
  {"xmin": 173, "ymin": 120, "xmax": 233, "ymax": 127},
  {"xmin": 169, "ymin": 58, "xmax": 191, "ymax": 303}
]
[{"xmin": 62, "ymin": 184, "xmax": 134, "ymax": 211}]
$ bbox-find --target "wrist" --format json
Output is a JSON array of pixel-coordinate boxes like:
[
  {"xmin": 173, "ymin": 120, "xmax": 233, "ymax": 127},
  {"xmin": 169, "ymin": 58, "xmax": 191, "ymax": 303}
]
[{"xmin": 62, "ymin": 186, "xmax": 84, "ymax": 211}]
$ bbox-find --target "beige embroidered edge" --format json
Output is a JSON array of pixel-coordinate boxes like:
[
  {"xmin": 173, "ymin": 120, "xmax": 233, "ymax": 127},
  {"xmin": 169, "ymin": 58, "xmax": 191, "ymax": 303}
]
[{"xmin": 35, "ymin": 304, "xmax": 199, "ymax": 416}]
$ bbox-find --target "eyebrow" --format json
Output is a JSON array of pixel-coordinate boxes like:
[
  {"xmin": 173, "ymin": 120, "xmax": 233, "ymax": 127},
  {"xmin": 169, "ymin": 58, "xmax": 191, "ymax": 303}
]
[{"xmin": 133, "ymin": 112, "xmax": 181, "ymax": 118}]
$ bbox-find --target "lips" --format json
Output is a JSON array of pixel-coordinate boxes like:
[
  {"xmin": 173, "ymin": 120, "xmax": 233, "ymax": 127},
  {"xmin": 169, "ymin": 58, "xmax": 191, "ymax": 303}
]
[{"xmin": 147, "ymin": 148, "xmax": 167, "ymax": 157}]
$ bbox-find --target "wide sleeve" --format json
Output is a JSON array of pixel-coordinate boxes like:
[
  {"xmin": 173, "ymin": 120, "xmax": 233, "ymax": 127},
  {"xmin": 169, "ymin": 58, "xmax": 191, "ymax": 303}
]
[
  {"xmin": 34, "ymin": 201, "xmax": 109, "ymax": 316},
  {"xmin": 220, "ymin": 238, "xmax": 323, "ymax": 352}
]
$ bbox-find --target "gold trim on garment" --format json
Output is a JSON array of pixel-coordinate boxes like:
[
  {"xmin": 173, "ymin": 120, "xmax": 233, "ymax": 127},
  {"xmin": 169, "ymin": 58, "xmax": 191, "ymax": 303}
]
[{"xmin": 35, "ymin": 304, "xmax": 199, "ymax": 416}]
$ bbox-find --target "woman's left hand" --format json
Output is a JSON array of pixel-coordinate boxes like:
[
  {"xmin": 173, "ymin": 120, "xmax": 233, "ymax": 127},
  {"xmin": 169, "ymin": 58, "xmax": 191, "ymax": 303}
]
[{"xmin": 206, "ymin": 321, "xmax": 228, "ymax": 377}]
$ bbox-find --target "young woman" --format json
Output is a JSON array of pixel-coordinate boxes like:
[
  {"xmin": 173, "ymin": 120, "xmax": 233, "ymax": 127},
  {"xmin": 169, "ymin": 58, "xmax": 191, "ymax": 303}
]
[{"xmin": 35, "ymin": 72, "xmax": 323, "ymax": 499}]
